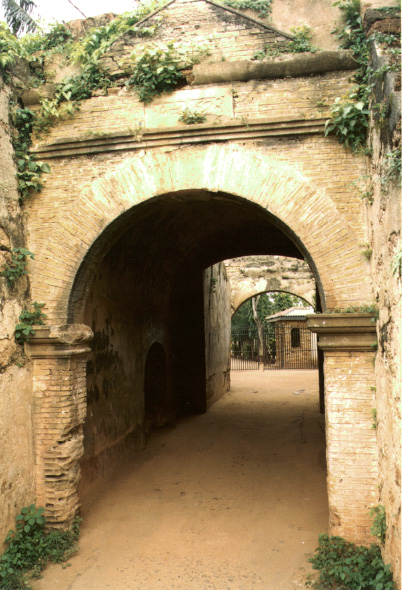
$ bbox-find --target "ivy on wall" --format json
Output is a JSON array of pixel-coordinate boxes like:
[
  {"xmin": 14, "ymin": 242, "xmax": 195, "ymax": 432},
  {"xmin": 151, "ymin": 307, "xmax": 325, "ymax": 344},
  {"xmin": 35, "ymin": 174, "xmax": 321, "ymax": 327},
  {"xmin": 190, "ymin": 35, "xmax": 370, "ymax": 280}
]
[{"xmin": 325, "ymin": 0, "xmax": 401, "ymax": 153}]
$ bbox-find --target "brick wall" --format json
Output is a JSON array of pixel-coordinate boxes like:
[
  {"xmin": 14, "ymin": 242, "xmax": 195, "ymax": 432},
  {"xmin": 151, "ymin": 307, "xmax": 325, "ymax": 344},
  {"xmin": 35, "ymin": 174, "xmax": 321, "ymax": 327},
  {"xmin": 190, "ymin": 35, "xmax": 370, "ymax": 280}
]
[
  {"xmin": 99, "ymin": 0, "xmax": 291, "ymax": 77},
  {"xmin": 324, "ymin": 352, "xmax": 378, "ymax": 542}
]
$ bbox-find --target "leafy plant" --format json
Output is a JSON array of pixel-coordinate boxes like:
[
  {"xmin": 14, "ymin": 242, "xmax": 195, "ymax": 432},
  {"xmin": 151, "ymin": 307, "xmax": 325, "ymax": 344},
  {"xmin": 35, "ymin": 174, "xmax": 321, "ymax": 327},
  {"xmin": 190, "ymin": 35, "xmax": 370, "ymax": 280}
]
[
  {"xmin": 1, "ymin": 0, "xmax": 37, "ymax": 36},
  {"xmin": 15, "ymin": 302, "xmax": 46, "ymax": 344},
  {"xmin": 309, "ymin": 533, "xmax": 395, "ymax": 589},
  {"xmin": 0, "ymin": 504, "xmax": 80, "ymax": 590},
  {"xmin": 127, "ymin": 43, "xmax": 209, "ymax": 103},
  {"xmin": 361, "ymin": 243, "xmax": 373, "ymax": 259},
  {"xmin": 19, "ymin": 22, "xmax": 72, "ymax": 58},
  {"xmin": 16, "ymin": 154, "xmax": 51, "ymax": 200},
  {"xmin": 10, "ymin": 106, "xmax": 51, "ymax": 200},
  {"xmin": 325, "ymin": 0, "xmax": 371, "ymax": 151},
  {"xmin": 221, "ymin": 0, "xmax": 273, "ymax": 18},
  {"xmin": 253, "ymin": 25, "xmax": 317, "ymax": 59},
  {"xmin": 0, "ymin": 21, "xmax": 22, "ymax": 72},
  {"xmin": 179, "ymin": 107, "xmax": 207, "ymax": 124},
  {"xmin": 325, "ymin": 96, "xmax": 369, "ymax": 151},
  {"xmin": 370, "ymin": 505, "xmax": 387, "ymax": 545},
  {"xmin": 1, "ymin": 247, "xmax": 34, "ymax": 286}
]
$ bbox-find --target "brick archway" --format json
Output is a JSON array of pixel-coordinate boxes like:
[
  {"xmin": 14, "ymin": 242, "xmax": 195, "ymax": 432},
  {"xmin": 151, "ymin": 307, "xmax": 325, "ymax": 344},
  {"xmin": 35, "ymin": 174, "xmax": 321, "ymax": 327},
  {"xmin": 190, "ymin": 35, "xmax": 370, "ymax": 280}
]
[
  {"xmin": 26, "ymin": 143, "xmax": 377, "ymax": 540},
  {"xmin": 27, "ymin": 143, "xmax": 372, "ymax": 324}
]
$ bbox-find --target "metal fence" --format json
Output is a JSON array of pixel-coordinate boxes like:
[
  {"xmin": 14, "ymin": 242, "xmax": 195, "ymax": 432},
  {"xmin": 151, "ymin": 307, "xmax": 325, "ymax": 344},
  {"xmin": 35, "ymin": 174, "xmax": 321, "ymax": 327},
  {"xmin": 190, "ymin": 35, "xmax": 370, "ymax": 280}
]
[{"xmin": 231, "ymin": 325, "xmax": 318, "ymax": 371}]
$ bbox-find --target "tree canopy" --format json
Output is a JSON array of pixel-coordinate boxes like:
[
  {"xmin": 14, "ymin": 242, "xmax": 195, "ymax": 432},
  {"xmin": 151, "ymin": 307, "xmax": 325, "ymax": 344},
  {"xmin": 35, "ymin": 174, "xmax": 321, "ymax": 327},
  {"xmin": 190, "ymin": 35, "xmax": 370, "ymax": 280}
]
[
  {"xmin": 231, "ymin": 292, "xmax": 310, "ymax": 332},
  {"xmin": 1, "ymin": 0, "xmax": 37, "ymax": 36}
]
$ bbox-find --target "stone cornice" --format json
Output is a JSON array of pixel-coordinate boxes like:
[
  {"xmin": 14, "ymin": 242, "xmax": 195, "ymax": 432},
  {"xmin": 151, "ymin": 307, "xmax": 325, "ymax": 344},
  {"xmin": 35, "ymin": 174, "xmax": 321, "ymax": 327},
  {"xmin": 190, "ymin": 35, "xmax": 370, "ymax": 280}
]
[
  {"xmin": 191, "ymin": 50, "xmax": 357, "ymax": 85},
  {"xmin": 307, "ymin": 313, "xmax": 377, "ymax": 352},
  {"xmin": 25, "ymin": 325, "xmax": 93, "ymax": 358},
  {"xmin": 31, "ymin": 117, "xmax": 327, "ymax": 159}
]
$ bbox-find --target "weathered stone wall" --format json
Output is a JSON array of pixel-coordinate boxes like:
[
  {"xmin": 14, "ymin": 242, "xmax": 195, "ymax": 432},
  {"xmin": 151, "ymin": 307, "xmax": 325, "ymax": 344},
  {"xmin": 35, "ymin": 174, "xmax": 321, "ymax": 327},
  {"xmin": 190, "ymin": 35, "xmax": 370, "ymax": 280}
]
[
  {"xmin": 364, "ymin": 14, "xmax": 401, "ymax": 583},
  {"xmin": 204, "ymin": 263, "xmax": 231, "ymax": 407},
  {"xmin": 224, "ymin": 255, "xmax": 315, "ymax": 312},
  {"xmin": 0, "ymin": 83, "xmax": 34, "ymax": 545},
  {"xmin": 81, "ymin": 242, "xmax": 153, "ymax": 492}
]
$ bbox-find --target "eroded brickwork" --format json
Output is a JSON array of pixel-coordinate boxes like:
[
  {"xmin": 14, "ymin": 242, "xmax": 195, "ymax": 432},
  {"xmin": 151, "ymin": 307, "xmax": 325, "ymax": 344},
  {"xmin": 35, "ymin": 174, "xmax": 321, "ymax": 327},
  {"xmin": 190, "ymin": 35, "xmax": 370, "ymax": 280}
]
[
  {"xmin": 324, "ymin": 352, "xmax": 378, "ymax": 542},
  {"xmin": 27, "ymin": 326, "xmax": 92, "ymax": 527}
]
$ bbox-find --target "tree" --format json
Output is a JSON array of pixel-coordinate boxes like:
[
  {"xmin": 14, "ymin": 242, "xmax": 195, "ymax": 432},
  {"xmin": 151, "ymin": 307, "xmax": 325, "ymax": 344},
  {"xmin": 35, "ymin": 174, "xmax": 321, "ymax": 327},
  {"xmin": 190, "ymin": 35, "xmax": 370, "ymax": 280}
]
[
  {"xmin": 232, "ymin": 292, "xmax": 309, "ymax": 332},
  {"xmin": 231, "ymin": 291, "xmax": 310, "ymax": 362},
  {"xmin": 1, "ymin": 0, "xmax": 37, "ymax": 36}
]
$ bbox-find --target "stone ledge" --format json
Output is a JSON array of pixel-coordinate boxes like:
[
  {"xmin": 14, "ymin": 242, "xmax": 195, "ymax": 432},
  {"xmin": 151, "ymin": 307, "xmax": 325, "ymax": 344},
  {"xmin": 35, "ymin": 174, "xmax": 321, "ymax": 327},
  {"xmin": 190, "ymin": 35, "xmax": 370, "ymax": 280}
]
[
  {"xmin": 25, "ymin": 325, "xmax": 93, "ymax": 358},
  {"xmin": 191, "ymin": 50, "xmax": 357, "ymax": 84},
  {"xmin": 31, "ymin": 117, "xmax": 327, "ymax": 159},
  {"xmin": 307, "ymin": 313, "xmax": 377, "ymax": 351}
]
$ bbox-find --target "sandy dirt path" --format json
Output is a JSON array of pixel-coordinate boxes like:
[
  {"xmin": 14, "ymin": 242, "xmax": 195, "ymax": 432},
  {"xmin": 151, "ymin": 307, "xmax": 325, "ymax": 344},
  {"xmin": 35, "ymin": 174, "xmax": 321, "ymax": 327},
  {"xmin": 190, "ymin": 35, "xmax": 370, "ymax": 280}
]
[{"xmin": 33, "ymin": 370, "xmax": 327, "ymax": 590}]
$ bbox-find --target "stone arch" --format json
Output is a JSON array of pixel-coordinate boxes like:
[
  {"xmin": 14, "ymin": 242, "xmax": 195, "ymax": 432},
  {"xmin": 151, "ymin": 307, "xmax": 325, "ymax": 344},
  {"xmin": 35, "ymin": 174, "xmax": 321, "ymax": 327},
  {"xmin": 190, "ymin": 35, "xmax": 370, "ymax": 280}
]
[
  {"xmin": 26, "ymin": 143, "xmax": 378, "ymax": 542},
  {"xmin": 232, "ymin": 290, "xmax": 312, "ymax": 316},
  {"xmin": 225, "ymin": 256, "xmax": 316, "ymax": 314},
  {"xmin": 27, "ymin": 143, "xmax": 372, "ymax": 324}
]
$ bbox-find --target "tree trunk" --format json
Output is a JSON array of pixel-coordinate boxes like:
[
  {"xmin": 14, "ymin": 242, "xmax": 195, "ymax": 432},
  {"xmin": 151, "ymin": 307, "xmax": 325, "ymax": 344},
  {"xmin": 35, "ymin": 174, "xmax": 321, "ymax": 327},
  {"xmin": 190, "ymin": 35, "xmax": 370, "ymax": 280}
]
[{"xmin": 251, "ymin": 296, "xmax": 264, "ymax": 358}]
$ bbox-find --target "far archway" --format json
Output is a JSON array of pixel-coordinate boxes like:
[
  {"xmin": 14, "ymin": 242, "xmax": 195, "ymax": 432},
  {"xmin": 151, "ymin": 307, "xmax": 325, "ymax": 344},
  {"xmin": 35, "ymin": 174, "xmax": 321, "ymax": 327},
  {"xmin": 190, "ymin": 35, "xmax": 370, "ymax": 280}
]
[{"xmin": 230, "ymin": 291, "xmax": 317, "ymax": 372}]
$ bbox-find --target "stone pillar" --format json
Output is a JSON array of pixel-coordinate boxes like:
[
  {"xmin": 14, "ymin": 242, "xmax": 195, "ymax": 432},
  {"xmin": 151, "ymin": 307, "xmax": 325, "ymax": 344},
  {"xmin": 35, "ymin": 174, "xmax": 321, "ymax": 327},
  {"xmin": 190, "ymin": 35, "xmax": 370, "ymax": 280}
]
[
  {"xmin": 25, "ymin": 325, "xmax": 93, "ymax": 528},
  {"xmin": 307, "ymin": 313, "xmax": 378, "ymax": 544}
]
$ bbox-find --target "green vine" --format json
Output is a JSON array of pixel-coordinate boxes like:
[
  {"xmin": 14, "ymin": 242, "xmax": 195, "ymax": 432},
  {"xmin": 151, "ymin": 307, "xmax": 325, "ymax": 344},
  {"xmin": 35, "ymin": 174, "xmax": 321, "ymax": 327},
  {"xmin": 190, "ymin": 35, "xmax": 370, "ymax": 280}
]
[
  {"xmin": 1, "ymin": 247, "xmax": 34, "ymax": 286},
  {"xmin": 324, "ymin": 0, "xmax": 371, "ymax": 151},
  {"xmin": 10, "ymin": 105, "xmax": 51, "ymax": 201},
  {"xmin": 221, "ymin": 0, "xmax": 273, "ymax": 18},
  {"xmin": 326, "ymin": 0, "xmax": 400, "ymax": 152},
  {"xmin": 15, "ymin": 302, "xmax": 46, "ymax": 344},
  {"xmin": 253, "ymin": 25, "xmax": 318, "ymax": 60}
]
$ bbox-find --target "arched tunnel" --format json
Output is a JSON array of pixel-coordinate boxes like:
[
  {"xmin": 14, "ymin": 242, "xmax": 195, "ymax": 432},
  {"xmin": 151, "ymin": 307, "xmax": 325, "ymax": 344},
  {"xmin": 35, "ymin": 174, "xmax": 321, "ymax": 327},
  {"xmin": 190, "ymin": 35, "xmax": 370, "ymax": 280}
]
[{"xmin": 68, "ymin": 190, "xmax": 322, "ymax": 494}]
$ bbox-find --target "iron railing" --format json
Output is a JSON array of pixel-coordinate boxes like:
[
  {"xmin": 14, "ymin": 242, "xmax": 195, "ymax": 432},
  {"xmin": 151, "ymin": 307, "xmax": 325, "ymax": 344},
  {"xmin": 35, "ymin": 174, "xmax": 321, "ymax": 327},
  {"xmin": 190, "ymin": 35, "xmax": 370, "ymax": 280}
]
[{"xmin": 231, "ymin": 325, "xmax": 318, "ymax": 371}]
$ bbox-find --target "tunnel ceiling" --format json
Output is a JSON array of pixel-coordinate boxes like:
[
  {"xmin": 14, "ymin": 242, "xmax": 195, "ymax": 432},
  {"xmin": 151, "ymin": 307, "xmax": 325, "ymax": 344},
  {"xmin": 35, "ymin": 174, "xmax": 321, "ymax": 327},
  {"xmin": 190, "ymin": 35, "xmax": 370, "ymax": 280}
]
[
  {"xmin": 70, "ymin": 189, "xmax": 308, "ymax": 320},
  {"xmin": 112, "ymin": 190, "xmax": 303, "ymax": 276}
]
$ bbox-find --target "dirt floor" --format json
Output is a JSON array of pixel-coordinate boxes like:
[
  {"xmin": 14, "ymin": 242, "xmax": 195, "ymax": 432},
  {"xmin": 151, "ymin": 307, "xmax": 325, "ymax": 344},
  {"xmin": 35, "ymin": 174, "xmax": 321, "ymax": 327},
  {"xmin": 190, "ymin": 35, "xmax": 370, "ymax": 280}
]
[{"xmin": 33, "ymin": 370, "xmax": 328, "ymax": 590}]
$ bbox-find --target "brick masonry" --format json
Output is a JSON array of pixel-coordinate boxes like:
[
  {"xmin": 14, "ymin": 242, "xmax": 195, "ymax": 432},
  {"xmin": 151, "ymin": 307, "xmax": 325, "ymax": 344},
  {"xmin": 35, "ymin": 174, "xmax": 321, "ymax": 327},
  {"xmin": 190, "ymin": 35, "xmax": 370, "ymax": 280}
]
[{"xmin": 1, "ymin": 0, "xmax": 399, "ymax": 579}]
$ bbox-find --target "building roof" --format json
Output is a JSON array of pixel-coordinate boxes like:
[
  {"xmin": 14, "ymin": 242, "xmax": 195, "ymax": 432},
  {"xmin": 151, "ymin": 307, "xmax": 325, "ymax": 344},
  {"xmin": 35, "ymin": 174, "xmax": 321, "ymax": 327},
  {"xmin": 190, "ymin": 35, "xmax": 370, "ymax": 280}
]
[{"xmin": 265, "ymin": 306, "xmax": 315, "ymax": 323}]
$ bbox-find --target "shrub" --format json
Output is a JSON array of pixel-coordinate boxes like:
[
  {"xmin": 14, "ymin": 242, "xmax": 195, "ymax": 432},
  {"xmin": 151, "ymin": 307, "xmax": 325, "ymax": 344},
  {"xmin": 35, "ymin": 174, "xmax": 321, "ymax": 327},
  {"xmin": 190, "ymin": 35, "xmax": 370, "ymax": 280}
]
[
  {"xmin": 309, "ymin": 533, "xmax": 395, "ymax": 590},
  {"xmin": 0, "ymin": 505, "xmax": 80, "ymax": 590}
]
